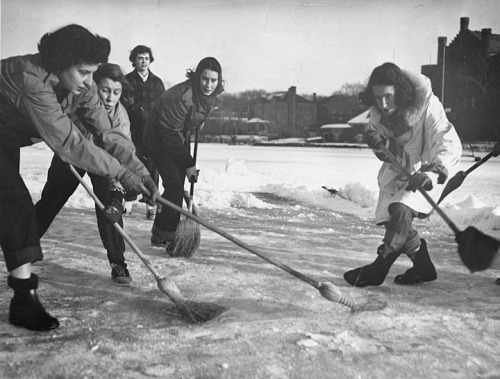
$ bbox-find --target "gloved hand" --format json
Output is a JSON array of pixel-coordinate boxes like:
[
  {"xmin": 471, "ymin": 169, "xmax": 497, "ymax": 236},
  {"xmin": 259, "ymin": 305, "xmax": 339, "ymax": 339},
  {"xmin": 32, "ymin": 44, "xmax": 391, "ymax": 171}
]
[
  {"xmin": 364, "ymin": 130, "xmax": 387, "ymax": 150},
  {"xmin": 103, "ymin": 188, "xmax": 124, "ymax": 224},
  {"xmin": 185, "ymin": 166, "xmax": 199, "ymax": 183},
  {"xmin": 492, "ymin": 142, "xmax": 500, "ymax": 157},
  {"xmin": 140, "ymin": 175, "xmax": 159, "ymax": 206},
  {"xmin": 118, "ymin": 168, "xmax": 159, "ymax": 206},
  {"xmin": 118, "ymin": 168, "xmax": 143, "ymax": 194},
  {"xmin": 406, "ymin": 172, "xmax": 433, "ymax": 192}
]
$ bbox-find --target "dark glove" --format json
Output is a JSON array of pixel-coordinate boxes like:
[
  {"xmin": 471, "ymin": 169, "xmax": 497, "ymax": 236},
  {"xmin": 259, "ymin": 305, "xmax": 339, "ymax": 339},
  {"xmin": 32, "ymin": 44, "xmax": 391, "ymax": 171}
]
[
  {"xmin": 103, "ymin": 189, "xmax": 124, "ymax": 224},
  {"xmin": 118, "ymin": 168, "xmax": 143, "ymax": 194},
  {"xmin": 406, "ymin": 172, "xmax": 433, "ymax": 192},
  {"xmin": 421, "ymin": 163, "xmax": 449, "ymax": 184},
  {"xmin": 365, "ymin": 130, "xmax": 387, "ymax": 150},
  {"xmin": 492, "ymin": 142, "xmax": 500, "ymax": 157},
  {"xmin": 140, "ymin": 175, "xmax": 159, "ymax": 206}
]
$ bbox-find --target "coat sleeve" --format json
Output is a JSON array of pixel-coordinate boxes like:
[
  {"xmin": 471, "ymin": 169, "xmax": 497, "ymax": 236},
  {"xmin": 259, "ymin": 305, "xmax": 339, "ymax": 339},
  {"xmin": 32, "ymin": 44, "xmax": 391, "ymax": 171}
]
[
  {"xmin": 422, "ymin": 95, "xmax": 462, "ymax": 183},
  {"xmin": 20, "ymin": 77, "xmax": 124, "ymax": 179},
  {"xmin": 156, "ymin": 93, "xmax": 195, "ymax": 168}
]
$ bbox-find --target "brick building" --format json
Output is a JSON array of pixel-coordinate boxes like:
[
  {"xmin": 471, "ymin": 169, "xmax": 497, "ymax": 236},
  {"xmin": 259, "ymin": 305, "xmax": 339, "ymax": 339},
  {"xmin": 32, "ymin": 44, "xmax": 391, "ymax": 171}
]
[
  {"xmin": 421, "ymin": 17, "xmax": 500, "ymax": 141},
  {"xmin": 251, "ymin": 86, "xmax": 318, "ymax": 139}
]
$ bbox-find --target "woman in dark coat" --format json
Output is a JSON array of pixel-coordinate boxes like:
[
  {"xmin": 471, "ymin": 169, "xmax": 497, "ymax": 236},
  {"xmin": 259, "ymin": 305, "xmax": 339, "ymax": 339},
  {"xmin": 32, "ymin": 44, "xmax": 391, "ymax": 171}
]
[{"xmin": 143, "ymin": 57, "xmax": 223, "ymax": 249}]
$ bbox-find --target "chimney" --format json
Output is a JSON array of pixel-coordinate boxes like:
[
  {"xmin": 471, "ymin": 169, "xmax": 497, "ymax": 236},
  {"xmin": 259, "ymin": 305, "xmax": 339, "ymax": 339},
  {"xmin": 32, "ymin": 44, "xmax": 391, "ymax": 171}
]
[
  {"xmin": 288, "ymin": 87, "xmax": 297, "ymax": 135},
  {"xmin": 460, "ymin": 17, "xmax": 469, "ymax": 32},
  {"xmin": 481, "ymin": 28, "xmax": 492, "ymax": 56},
  {"xmin": 313, "ymin": 93, "xmax": 317, "ymax": 103},
  {"xmin": 437, "ymin": 37, "xmax": 447, "ymax": 102}
]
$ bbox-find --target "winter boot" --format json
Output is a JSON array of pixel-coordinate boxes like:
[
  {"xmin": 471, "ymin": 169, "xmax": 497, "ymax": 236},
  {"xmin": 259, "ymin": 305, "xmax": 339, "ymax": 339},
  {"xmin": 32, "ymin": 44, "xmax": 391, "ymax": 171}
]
[
  {"xmin": 111, "ymin": 264, "xmax": 132, "ymax": 285},
  {"xmin": 8, "ymin": 274, "xmax": 59, "ymax": 331},
  {"xmin": 151, "ymin": 234, "xmax": 167, "ymax": 246},
  {"xmin": 344, "ymin": 245, "xmax": 399, "ymax": 287},
  {"xmin": 394, "ymin": 239, "xmax": 437, "ymax": 285}
]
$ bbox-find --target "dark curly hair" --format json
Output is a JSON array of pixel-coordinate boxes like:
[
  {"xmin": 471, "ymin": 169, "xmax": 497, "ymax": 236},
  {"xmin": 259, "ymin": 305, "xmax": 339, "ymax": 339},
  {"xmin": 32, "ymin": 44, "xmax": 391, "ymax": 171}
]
[
  {"xmin": 359, "ymin": 62, "xmax": 413, "ymax": 110},
  {"xmin": 186, "ymin": 57, "xmax": 224, "ymax": 98},
  {"xmin": 38, "ymin": 24, "xmax": 110, "ymax": 73},
  {"xmin": 129, "ymin": 45, "xmax": 154, "ymax": 67}
]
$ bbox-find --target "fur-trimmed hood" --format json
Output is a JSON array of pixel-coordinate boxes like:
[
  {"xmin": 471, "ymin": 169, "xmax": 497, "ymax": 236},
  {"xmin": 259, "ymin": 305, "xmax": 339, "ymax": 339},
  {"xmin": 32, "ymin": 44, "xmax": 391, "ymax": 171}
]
[
  {"xmin": 398, "ymin": 70, "xmax": 432, "ymax": 127},
  {"xmin": 372, "ymin": 70, "xmax": 432, "ymax": 132}
]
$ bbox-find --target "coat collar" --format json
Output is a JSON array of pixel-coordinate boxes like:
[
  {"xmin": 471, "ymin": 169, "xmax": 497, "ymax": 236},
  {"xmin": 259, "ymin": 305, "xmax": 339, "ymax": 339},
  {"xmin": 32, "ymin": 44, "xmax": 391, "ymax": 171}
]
[{"xmin": 372, "ymin": 70, "xmax": 432, "ymax": 134}]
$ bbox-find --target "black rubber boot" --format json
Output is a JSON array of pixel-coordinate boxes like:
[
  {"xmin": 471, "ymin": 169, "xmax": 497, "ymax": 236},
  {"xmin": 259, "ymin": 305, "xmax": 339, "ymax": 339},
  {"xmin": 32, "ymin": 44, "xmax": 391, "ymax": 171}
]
[
  {"xmin": 344, "ymin": 245, "xmax": 399, "ymax": 287},
  {"xmin": 394, "ymin": 239, "xmax": 437, "ymax": 285},
  {"xmin": 8, "ymin": 274, "xmax": 59, "ymax": 331}
]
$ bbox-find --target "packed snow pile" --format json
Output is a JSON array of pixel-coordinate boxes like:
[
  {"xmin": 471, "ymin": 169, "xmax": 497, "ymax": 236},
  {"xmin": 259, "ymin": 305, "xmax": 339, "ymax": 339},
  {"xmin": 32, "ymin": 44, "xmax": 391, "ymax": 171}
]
[{"xmin": 20, "ymin": 142, "xmax": 500, "ymax": 239}]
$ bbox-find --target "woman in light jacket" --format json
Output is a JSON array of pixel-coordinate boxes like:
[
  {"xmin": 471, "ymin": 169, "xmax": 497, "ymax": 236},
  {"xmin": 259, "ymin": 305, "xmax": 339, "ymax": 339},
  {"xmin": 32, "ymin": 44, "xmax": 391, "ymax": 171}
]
[
  {"xmin": 35, "ymin": 63, "xmax": 135, "ymax": 285},
  {"xmin": 344, "ymin": 62, "xmax": 462, "ymax": 288},
  {"xmin": 0, "ymin": 24, "xmax": 157, "ymax": 331},
  {"xmin": 143, "ymin": 57, "xmax": 223, "ymax": 250}
]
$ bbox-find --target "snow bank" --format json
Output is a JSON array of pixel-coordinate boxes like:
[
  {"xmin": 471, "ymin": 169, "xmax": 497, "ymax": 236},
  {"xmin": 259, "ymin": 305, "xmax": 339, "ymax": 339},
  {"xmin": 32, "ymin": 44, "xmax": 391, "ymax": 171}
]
[{"xmin": 20, "ymin": 143, "xmax": 500, "ymax": 240}]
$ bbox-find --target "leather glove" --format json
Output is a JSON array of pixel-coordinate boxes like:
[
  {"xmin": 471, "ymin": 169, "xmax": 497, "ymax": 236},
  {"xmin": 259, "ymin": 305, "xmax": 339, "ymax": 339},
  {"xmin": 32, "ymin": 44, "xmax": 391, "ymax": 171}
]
[
  {"xmin": 140, "ymin": 175, "xmax": 159, "ymax": 206},
  {"xmin": 365, "ymin": 130, "xmax": 387, "ymax": 150},
  {"xmin": 185, "ymin": 166, "xmax": 199, "ymax": 183},
  {"xmin": 406, "ymin": 172, "xmax": 433, "ymax": 192},
  {"xmin": 118, "ymin": 168, "xmax": 144, "ymax": 194},
  {"xmin": 118, "ymin": 169, "xmax": 158, "ymax": 205},
  {"xmin": 103, "ymin": 188, "xmax": 124, "ymax": 224},
  {"xmin": 492, "ymin": 142, "xmax": 500, "ymax": 157}
]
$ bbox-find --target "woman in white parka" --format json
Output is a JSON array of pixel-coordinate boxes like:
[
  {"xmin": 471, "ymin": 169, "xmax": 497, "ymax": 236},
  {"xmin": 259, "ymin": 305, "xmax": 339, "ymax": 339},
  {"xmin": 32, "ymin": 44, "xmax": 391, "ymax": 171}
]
[{"xmin": 344, "ymin": 62, "xmax": 462, "ymax": 288}]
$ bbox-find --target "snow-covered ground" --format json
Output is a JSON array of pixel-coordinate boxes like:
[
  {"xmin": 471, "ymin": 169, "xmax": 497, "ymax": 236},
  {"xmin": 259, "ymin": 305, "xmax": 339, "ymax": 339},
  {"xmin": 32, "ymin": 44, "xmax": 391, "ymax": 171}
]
[
  {"xmin": 6, "ymin": 141, "xmax": 500, "ymax": 378},
  {"xmin": 22, "ymin": 142, "xmax": 500, "ymax": 242}
]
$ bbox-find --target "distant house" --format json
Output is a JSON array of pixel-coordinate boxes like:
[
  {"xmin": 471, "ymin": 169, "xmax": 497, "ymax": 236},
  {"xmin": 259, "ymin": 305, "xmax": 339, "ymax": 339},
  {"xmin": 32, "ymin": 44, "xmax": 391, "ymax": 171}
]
[
  {"xmin": 317, "ymin": 94, "xmax": 368, "ymax": 132},
  {"xmin": 320, "ymin": 108, "xmax": 371, "ymax": 143},
  {"xmin": 421, "ymin": 17, "xmax": 500, "ymax": 141},
  {"xmin": 251, "ymin": 86, "xmax": 318, "ymax": 139},
  {"xmin": 320, "ymin": 124, "xmax": 353, "ymax": 142}
]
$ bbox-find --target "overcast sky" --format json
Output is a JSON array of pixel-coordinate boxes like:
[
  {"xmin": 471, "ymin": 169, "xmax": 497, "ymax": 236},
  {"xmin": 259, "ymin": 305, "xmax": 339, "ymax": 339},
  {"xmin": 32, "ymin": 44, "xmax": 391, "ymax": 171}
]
[{"xmin": 2, "ymin": 0, "xmax": 500, "ymax": 96}]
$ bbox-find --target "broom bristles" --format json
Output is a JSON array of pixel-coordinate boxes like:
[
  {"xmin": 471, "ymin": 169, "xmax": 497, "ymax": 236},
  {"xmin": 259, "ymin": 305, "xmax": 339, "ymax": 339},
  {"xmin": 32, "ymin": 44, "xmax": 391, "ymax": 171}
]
[
  {"xmin": 156, "ymin": 277, "xmax": 225, "ymax": 323},
  {"xmin": 168, "ymin": 196, "xmax": 201, "ymax": 258}
]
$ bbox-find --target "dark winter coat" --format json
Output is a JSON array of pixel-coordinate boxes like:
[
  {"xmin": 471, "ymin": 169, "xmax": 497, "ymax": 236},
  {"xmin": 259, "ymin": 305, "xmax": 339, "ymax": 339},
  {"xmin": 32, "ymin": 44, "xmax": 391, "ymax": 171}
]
[
  {"xmin": 367, "ymin": 71, "xmax": 462, "ymax": 224},
  {"xmin": 0, "ymin": 53, "xmax": 147, "ymax": 179},
  {"xmin": 142, "ymin": 79, "xmax": 219, "ymax": 168},
  {"xmin": 125, "ymin": 70, "xmax": 165, "ymax": 146}
]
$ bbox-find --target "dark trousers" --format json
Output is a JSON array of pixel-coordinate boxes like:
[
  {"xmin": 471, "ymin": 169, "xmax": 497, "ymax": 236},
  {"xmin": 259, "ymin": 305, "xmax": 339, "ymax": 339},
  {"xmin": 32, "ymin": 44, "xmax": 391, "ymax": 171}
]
[
  {"xmin": 124, "ymin": 144, "xmax": 159, "ymax": 202},
  {"xmin": 35, "ymin": 155, "xmax": 126, "ymax": 266},
  {"xmin": 150, "ymin": 154, "xmax": 186, "ymax": 242},
  {"xmin": 0, "ymin": 135, "xmax": 43, "ymax": 271},
  {"xmin": 383, "ymin": 203, "xmax": 421, "ymax": 254}
]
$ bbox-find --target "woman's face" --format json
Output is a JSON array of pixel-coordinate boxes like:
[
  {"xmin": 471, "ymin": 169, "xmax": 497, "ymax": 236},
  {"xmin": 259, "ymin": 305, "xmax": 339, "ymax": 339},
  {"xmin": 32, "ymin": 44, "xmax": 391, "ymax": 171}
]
[
  {"xmin": 97, "ymin": 78, "xmax": 123, "ymax": 111},
  {"xmin": 199, "ymin": 69, "xmax": 219, "ymax": 96},
  {"xmin": 57, "ymin": 63, "xmax": 99, "ymax": 96},
  {"xmin": 373, "ymin": 85, "xmax": 397, "ymax": 116}
]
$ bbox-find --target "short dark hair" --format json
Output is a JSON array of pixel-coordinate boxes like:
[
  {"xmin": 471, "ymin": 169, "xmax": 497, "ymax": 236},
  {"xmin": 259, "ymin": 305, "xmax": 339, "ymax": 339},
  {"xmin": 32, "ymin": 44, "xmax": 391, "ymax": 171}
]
[
  {"xmin": 360, "ymin": 62, "xmax": 413, "ymax": 109},
  {"xmin": 93, "ymin": 63, "xmax": 131, "ymax": 92},
  {"xmin": 38, "ymin": 24, "xmax": 110, "ymax": 73},
  {"xmin": 186, "ymin": 57, "xmax": 224, "ymax": 96},
  {"xmin": 129, "ymin": 45, "xmax": 154, "ymax": 67}
]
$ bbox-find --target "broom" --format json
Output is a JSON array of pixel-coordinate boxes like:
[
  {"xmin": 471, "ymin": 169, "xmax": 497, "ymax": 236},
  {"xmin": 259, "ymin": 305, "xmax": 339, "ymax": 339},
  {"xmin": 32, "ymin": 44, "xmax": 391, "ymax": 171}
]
[
  {"xmin": 155, "ymin": 196, "xmax": 386, "ymax": 312},
  {"xmin": 69, "ymin": 165, "xmax": 225, "ymax": 323},
  {"xmin": 168, "ymin": 130, "xmax": 201, "ymax": 258},
  {"xmin": 378, "ymin": 145, "xmax": 500, "ymax": 272}
]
